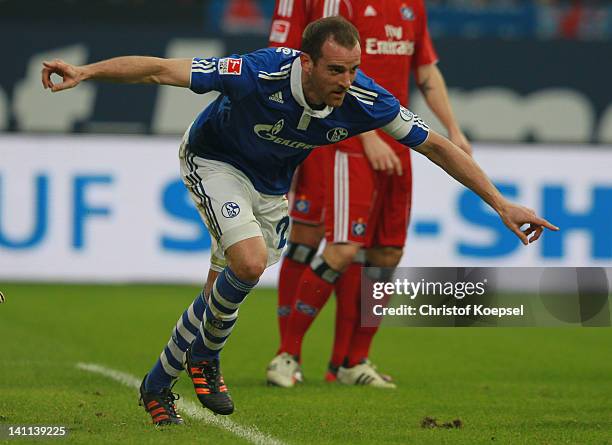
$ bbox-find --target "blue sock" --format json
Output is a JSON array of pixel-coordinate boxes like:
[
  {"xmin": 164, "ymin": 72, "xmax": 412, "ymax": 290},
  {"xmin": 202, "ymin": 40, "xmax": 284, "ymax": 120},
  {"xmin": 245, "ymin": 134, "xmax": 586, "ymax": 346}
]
[
  {"xmin": 144, "ymin": 292, "xmax": 206, "ymax": 393},
  {"xmin": 190, "ymin": 267, "xmax": 257, "ymax": 361}
]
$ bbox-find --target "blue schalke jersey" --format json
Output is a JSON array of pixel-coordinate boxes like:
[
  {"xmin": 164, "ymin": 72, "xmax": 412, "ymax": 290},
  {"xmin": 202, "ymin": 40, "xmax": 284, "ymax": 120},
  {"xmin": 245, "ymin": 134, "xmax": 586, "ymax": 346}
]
[{"xmin": 188, "ymin": 47, "xmax": 429, "ymax": 195}]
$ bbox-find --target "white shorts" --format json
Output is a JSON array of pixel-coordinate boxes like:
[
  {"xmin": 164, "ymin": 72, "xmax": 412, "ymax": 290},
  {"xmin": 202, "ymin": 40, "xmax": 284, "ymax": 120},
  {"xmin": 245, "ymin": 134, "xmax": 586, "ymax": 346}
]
[{"xmin": 179, "ymin": 137, "xmax": 290, "ymax": 272}]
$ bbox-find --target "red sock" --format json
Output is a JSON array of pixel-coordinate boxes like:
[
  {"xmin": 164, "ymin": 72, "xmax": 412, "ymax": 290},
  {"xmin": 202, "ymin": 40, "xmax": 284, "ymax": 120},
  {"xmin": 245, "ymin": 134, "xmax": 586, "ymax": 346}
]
[
  {"xmin": 276, "ymin": 256, "xmax": 308, "ymax": 352},
  {"xmin": 330, "ymin": 263, "xmax": 361, "ymax": 368},
  {"xmin": 346, "ymin": 325, "xmax": 379, "ymax": 367},
  {"xmin": 281, "ymin": 266, "xmax": 334, "ymax": 358},
  {"xmin": 346, "ymin": 282, "xmax": 391, "ymax": 367}
]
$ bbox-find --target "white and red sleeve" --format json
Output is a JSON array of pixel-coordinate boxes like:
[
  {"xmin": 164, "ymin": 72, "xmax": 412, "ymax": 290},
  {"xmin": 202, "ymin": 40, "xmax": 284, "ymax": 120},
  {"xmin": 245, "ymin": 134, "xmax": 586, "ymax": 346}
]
[
  {"xmin": 269, "ymin": 0, "xmax": 309, "ymax": 48},
  {"xmin": 414, "ymin": 0, "xmax": 439, "ymax": 67},
  {"xmin": 268, "ymin": 0, "xmax": 356, "ymax": 49}
]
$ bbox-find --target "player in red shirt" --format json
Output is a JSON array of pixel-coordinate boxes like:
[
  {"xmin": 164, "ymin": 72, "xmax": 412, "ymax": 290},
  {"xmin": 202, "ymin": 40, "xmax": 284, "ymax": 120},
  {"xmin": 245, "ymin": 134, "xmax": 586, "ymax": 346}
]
[{"xmin": 267, "ymin": 0, "xmax": 472, "ymax": 388}]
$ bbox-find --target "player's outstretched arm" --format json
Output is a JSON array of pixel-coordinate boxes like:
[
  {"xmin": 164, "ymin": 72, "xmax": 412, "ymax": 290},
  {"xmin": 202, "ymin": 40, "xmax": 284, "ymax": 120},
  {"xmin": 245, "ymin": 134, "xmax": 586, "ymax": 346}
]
[
  {"xmin": 42, "ymin": 57, "xmax": 192, "ymax": 92},
  {"xmin": 414, "ymin": 131, "xmax": 559, "ymax": 245}
]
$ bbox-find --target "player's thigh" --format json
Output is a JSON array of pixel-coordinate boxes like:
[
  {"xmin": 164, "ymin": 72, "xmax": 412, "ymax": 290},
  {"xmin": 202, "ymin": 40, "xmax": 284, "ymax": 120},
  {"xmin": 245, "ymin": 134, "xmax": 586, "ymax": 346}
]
[
  {"xmin": 321, "ymin": 241, "xmax": 362, "ymax": 271},
  {"xmin": 366, "ymin": 245, "xmax": 403, "ymax": 268},
  {"xmin": 180, "ymin": 154, "xmax": 263, "ymax": 260},
  {"xmin": 290, "ymin": 221, "xmax": 325, "ymax": 248},
  {"xmin": 254, "ymin": 191, "xmax": 291, "ymax": 267},
  {"xmin": 324, "ymin": 150, "xmax": 377, "ymax": 246},
  {"xmin": 225, "ymin": 236, "xmax": 268, "ymax": 281},
  {"xmin": 286, "ymin": 149, "xmax": 329, "ymax": 247},
  {"xmin": 289, "ymin": 149, "xmax": 329, "ymax": 226},
  {"xmin": 370, "ymin": 150, "xmax": 413, "ymax": 249}
]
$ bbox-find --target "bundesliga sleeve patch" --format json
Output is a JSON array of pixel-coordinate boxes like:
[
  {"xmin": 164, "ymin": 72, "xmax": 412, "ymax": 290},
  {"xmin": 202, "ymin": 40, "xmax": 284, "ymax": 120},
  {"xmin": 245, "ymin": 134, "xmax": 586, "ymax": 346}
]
[
  {"xmin": 269, "ymin": 20, "xmax": 290, "ymax": 44},
  {"xmin": 219, "ymin": 58, "xmax": 243, "ymax": 75}
]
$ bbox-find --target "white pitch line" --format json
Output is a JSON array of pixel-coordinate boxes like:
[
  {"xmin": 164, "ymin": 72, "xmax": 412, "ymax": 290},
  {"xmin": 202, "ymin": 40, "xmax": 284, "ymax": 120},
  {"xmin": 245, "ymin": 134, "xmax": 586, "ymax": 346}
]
[{"xmin": 76, "ymin": 362, "xmax": 288, "ymax": 445}]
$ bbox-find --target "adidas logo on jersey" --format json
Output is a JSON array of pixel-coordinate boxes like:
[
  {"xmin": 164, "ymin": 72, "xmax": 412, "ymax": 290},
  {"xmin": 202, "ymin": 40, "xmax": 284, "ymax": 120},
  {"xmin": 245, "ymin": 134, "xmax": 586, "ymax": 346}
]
[
  {"xmin": 364, "ymin": 5, "xmax": 377, "ymax": 16},
  {"xmin": 268, "ymin": 91, "xmax": 284, "ymax": 104}
]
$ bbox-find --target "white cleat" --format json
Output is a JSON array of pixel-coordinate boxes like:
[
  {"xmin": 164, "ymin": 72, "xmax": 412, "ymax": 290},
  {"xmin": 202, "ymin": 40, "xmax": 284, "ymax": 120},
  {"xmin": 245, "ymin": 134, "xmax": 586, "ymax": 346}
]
[
  {"xmin": 337, "ymin": 362, "xmax": 397, "ymax": 389},
  {"xmin": 294, "ymin": 365, "xmax": 304, "ymax": 383},
  {"xmin": 266, "ymin": 353, "xmax": 300, "ymax": 388},
  {"xmin": 362, "ymin": 359, "xmax": 394, "ymax": 383}
]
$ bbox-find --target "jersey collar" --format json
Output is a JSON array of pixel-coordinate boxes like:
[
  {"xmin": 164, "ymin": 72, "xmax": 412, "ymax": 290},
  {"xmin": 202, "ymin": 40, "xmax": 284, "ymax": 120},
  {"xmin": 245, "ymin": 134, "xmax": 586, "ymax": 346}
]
[{"xmin": 290, "ymin": 57, "xmax": 334, "ymax": 119}]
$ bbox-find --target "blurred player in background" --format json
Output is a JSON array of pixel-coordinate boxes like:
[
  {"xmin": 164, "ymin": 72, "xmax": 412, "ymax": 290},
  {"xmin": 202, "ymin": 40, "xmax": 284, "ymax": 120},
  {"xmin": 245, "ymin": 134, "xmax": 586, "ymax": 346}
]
[{"xmin": 266, "ymin": 0, "xmax": 472, "ymax": 388}]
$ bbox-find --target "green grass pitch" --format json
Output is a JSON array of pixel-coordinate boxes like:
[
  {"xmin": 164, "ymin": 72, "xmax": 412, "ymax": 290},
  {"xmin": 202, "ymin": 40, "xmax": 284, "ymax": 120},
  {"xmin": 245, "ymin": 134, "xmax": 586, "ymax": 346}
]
[{"xmin": 0, "ymin": 283, "xmax": 611, "ymax": 444}]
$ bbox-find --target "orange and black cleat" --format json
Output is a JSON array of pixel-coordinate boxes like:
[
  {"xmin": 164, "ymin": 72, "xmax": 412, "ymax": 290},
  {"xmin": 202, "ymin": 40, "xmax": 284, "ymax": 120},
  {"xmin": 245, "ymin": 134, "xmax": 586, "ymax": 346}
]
[
  {"xmin": 186, "ymin": 348, "xmax": 234, "ymax": 415},
  {"xmin": 139, "ymin": 376, "xmax": 184, "ymax": 426}
]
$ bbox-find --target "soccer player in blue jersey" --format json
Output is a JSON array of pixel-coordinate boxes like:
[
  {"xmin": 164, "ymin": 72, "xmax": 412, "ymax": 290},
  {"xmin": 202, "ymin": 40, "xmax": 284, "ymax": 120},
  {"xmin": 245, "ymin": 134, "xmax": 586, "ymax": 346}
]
[{"xmin": 42, "ymin": 17, "xmax": 558, "ymax": 424}]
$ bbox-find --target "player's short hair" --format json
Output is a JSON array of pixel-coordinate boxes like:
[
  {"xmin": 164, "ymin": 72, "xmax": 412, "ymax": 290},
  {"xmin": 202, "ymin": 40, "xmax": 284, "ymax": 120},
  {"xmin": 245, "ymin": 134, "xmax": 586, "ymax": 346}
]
[{"xmin": 301, "ymin": 16, "xmax": 360, "ymax": 63}]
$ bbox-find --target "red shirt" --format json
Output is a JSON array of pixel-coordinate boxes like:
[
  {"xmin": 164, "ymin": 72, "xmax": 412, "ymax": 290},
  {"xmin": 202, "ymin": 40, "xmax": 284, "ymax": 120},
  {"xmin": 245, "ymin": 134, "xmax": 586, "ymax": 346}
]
[
  {"xmin": 269, "ymin": 0, "xmax": 438, "ymax": 152},
  {"xmin": 269, "ymin": 0, "xmax": 438, "ymax": 105}
]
